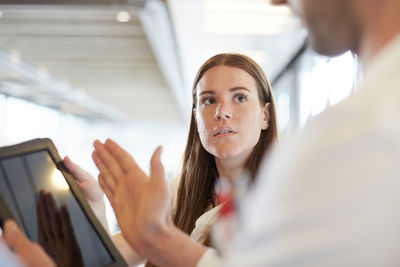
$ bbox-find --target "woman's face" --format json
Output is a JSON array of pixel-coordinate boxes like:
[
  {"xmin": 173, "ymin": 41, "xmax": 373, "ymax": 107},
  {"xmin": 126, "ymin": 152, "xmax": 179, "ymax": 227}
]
[{"xmin": 195, "ymin": 65, "xmax": 270, "ymax": 161}]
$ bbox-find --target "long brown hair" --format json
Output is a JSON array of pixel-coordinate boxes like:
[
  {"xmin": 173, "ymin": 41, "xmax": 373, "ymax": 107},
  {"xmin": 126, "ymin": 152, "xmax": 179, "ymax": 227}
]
[{"xmin": 174, "ymin": 53, "xmax": 278, "ymax": 244}]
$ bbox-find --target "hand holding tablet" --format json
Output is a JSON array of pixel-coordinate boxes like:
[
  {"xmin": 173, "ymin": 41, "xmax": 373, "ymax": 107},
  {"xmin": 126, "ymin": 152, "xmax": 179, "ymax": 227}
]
[{"xmin": 0, "ymin": 138, "xmax": 127, "ymax": 267}]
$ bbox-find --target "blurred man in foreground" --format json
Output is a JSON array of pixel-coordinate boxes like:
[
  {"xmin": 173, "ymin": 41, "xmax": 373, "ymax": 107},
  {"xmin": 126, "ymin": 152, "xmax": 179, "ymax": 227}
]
[{"xmin": 222, "ymin": 0, "xmax": 400, "ymax": 265}]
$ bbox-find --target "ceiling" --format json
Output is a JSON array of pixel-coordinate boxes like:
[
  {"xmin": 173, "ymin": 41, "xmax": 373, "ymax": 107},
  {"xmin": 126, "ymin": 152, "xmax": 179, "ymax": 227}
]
[
  {"xmin": 0, "ymin": 0, "xmax": 306, "ymax": 124},
  {"xmin": 0, "ymin": 0, "xmax": 186, "ymax": 123},
  {"xmin": 168, "ymin": 0, "xmax": 306, "ymax": 91}
]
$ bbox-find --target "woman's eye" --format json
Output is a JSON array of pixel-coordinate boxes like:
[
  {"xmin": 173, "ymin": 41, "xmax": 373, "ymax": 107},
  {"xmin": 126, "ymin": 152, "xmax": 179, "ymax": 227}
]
[
  {"xmin": 234, "ymin": 94, "xmax": 247, "ymax": 103},
  {"xmin": 203, "ymin": 97, "xmax": 216, "ymax": 105}
]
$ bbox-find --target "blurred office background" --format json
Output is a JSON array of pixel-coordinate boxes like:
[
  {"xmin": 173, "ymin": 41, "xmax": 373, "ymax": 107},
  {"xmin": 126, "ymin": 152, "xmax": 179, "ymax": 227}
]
[{"xmin": 0, "ymin": 0, "xmax": 358, "ymax": 228}]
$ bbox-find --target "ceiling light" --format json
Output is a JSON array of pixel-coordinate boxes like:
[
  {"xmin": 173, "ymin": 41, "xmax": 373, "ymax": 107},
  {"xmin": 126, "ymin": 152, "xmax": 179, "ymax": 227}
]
[
  {"xmin": 203, "ymin": 0, "xmax": 294, "ymax": 35},
  {"xmin": 204, "ymin": 0, "xmax": 291, "ymax": 15},
  {"xmin": 116, "ymin": 11, "xmax": 130, "ymax": 23}
]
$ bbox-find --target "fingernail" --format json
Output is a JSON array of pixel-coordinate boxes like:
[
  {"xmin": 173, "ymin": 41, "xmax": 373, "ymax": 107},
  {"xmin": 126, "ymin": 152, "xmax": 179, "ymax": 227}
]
[
  {"xmin": 105, "ymin": 139, "xmax": 114, "ymax": 147},
  {"xmin": 94, "ymin": 141, "xmax": 104, "ymax": 151}
]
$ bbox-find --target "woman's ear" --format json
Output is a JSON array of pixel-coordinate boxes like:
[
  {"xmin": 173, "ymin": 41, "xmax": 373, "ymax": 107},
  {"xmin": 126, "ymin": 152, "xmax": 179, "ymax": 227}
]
[{"xmin": 261, "ymin": 102, "xmax": 271, "ymax": 130}]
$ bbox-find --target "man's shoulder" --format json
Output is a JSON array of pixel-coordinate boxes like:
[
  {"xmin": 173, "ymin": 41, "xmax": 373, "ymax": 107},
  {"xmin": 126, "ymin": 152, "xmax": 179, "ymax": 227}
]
[
  {"xmin": 295, "ymin": 79, "xmax": 400, "ymax": 152},
  {"xmin": 259, "ymin": 87, "xmax": 400, "ymax": 186}
]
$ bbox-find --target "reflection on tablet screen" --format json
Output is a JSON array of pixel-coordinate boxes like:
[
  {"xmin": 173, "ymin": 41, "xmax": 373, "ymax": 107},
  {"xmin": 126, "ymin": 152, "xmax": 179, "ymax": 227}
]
[{"xmin": 0, "ymin": 150, "xmax": 113, "ymax": 267}]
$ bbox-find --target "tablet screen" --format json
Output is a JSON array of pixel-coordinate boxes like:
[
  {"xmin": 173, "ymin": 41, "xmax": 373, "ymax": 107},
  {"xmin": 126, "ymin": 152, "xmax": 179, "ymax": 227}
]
[{"xmin": 0, "ymin": 150, "xmax": 114, "ymax": 267}]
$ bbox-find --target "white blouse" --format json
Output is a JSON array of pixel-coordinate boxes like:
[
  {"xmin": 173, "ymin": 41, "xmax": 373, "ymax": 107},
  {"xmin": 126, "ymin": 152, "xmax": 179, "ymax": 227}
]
[{"xmin": 169, "ymin": 177, "xmax": 221, "ymax": 243}]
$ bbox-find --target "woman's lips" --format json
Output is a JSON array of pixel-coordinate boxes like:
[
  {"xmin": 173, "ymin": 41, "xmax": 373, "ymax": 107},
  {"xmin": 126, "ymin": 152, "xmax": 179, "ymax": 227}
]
[{"xmin": 213, "ymin": 127, "xmax": 237, "ymax": 137}]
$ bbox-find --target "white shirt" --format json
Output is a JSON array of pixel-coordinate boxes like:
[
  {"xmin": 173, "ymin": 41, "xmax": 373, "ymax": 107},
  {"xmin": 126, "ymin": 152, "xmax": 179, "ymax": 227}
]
[
  {"xmin": 197, "ymin": 33, "xmax": 400, "ymax": 267},
  {"xmin": 190, "ymin": 204, "xmax": 221, "ymax": 243}
]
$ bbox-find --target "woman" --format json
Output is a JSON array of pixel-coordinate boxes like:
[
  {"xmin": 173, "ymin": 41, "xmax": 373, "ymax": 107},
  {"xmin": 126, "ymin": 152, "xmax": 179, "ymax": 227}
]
[
  {"xmin": 170, "ymin": 53, "xmax": 277, "ymax": 246},
  {"xmin": 68, "ymin": 53, "xmax": 278, "ymax": 266}
]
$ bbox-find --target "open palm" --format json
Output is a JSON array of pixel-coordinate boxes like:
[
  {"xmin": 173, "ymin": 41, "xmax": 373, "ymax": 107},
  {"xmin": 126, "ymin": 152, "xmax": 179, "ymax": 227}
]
[{"xmin": 92, "ymin": 139, "xmax": 170, "ymax": 253}]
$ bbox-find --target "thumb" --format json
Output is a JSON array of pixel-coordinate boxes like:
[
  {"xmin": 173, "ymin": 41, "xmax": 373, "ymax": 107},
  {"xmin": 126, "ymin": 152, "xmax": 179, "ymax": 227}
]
[
  {"xmin": 150, "ymin": 146, "xmax": 166, "ymax": 187},
  {"xmin": 64, "ymin": 156, "xmax": 88, "ymax": 182},
  {"xmin": 3, "ymin": 220, "xmax": 30, "ymax": 252}
]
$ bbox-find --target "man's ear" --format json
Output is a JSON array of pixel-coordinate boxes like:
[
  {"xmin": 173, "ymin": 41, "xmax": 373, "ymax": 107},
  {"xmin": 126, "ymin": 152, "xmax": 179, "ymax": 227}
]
[{"xmin": 261, "ymin": 102, "xmax": 271, "ymax": 130}]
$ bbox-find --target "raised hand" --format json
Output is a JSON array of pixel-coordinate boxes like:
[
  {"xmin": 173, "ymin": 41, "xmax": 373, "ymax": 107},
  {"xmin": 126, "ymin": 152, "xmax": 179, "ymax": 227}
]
[
  {"xmin": 64, "ymin": 157, "xmax": 145, "ymax": 265},
  {"xmin": 92, "ymin": 139, "xmax": 171, "ymax": 254}
]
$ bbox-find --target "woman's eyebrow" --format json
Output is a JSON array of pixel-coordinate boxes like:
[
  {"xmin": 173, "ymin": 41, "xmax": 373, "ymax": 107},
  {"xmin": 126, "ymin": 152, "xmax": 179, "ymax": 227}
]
[
  {"xmin": 198, "ymin": 87, "xmax": 250, "ymax": 96},
  {"xmin": 230, "ymin": 87, "xmax": 251, "ymax": 93},
  {"xmin": 199, "ymin": 90, "xmax": 215, "ymax": 96}
]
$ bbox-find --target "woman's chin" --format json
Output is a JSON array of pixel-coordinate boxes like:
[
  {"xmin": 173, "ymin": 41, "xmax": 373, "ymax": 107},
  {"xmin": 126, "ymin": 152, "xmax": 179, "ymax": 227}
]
[
  {"xmin": 213, "ymin": 150, "xmax": 243, "ymax": 161},
  {"xmin": 211, "ymin": 146, "xmax": 253, "ymax": 163}
]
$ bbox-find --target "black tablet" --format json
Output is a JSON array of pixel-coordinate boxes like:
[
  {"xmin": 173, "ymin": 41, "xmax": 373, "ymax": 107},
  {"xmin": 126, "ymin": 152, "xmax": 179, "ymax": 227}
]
[{"xmin": 0, "ymin": 138, "xmax": 127, "ymax": 267}]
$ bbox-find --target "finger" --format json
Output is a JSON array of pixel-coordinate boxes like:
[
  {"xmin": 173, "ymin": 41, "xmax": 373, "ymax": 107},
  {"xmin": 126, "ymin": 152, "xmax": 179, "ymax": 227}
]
[
  {"xmin": 93, "ymin": 140, "xmax": 125, "ymax": 179},
  {"xmin": 55, "ymin": 209, "xmax": 64, "ymax": 241},
  {"xmin": 98, "ymin": 175, "xmax": 114, "ymax": 204},
  {"xmin": 92, "ymin": 151, "xmax": 116, "ymax": 192},
  {"xmin": 3, "ymin": 220, "xmax": 55, "ymax": 267},
  {"xmin": 36, "ymin": 194, "xmax": 45, "ymax": 246},
  {"xmin": 44, "ymin": 193, "xmax": 61, "ymax": 240},
  {"xmin": 3, "ymin": 220, "xmax": 31, "ymax": 252},
  {"xmin": 104, "ymin": 139, "xmax": 140, "ymax": 173},
  {"xmin": 38, "ymin": 191, "xmax": 52, "ymax": 242},
  {"xmin": 92, "ymin": 147, "xmax": 118, "ymax": 187},
  {"xmin": 59, "ymin": 205, "xmax": 77, "ymax": 243},
  {"xmin": 150, "ymin": 146, "xmax": 166, "ymax": 188},
  {"xmin": 63, "ymin": 156, "xmax": 81, "ymax": 181},
  {"xmin": 63, "ymin": 156, "xmax": 92, "ymax": 183}
]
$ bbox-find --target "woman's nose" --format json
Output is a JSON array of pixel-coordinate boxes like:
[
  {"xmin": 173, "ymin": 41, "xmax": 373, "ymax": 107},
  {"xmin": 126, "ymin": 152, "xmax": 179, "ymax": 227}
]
[{"xmin": 214, "ymin": 104, "xmax": 232, "ymax": 120}]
